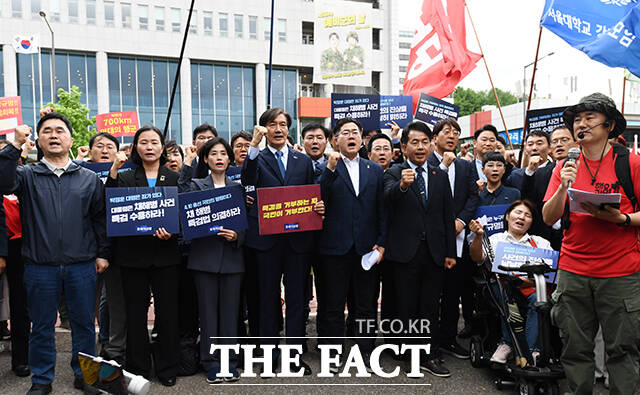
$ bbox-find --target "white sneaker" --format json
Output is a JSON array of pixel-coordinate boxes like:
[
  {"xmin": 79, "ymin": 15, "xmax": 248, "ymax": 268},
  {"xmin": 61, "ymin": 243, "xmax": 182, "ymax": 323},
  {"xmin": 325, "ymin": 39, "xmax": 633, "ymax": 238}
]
[
  {"xmin": 490, "ymin": 343, "xmax": 512, "ymax": 364},
  {"xmin": 531, "ymin": 351, "xmax": 540, "ymax": 366}
]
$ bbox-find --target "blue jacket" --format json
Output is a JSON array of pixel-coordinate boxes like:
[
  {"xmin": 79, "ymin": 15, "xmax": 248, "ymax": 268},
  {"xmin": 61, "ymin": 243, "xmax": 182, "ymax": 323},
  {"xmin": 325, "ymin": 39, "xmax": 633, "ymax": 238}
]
[
  {"xmin": 318, "ymin": 157, "xmax": 387, "ymax": 256},
  {"xmin": 0, "ymin": 144, "xmax": 109, "ymax": 265},
  {"xmin": 241, "ymin": 146, "xmax": 316, "ymax": 253}
]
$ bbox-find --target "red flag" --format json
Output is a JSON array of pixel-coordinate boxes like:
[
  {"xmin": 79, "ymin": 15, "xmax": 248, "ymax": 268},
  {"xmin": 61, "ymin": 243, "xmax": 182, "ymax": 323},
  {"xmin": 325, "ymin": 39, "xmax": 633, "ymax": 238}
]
[{"xmin": 403, "ymin": 0, "xmax": 481, "ymax": 109}]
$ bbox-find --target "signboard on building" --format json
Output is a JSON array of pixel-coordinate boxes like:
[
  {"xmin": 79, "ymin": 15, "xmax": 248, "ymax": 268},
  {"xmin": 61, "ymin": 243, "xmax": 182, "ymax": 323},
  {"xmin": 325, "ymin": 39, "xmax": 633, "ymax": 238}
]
[{"xmin": 313, "ymin": 1, "xmax": 373, "ymax": 87}]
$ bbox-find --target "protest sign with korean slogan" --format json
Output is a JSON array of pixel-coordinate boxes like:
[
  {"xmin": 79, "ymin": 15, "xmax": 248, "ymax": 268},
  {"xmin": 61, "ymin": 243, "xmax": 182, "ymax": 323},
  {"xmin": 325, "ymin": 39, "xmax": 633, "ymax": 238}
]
[
  {"xmin": 413, "ymin": 93, "xmax": 460, "ymax": 126},
  {"xmin": 178, "ymin": 185, "xmax": 248, "ymax": 241},
  {"xmin": 331, "ymin": 93, "xmax": 380, "ymax": 131},
  {"xmin": 493, "ymin": 242, "xmax": 560, "ymax": 283},
  {"xmin": 475, "ymin": 204, "xmax": 510, "ymax": 237},
  {"xmin": 257, "ymin": 184, "xmax": 323, "ymax": 235},
  {"xmin": 96, "ymin": 111, "xmax": 140, "ymax": 137},
  {"xmin": 0, "ymin": 96, "xmax": 23, "ymax": 135},
  {"xmin": 379, "ymin": 95, "xmax": 414, "ymax": 129},
  {"xmin": 78, "ymin": 161, "xmax": 137, "ymax": 183},
  {"xmin": 526, "ymin": 106, "xmax": 567, "ymax": 135},
  {"xmin": 106, "ymin": 187, "xmax": 180, "ymax": 237},
  {"xmin": 314, "ymin": 0, "xmax": 372, "ymax": 86}
]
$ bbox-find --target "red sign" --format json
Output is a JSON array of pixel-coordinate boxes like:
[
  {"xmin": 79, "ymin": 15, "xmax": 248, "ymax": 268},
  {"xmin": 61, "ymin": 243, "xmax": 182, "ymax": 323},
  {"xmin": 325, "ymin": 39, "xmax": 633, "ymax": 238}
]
[
  {"xmin": 257, "ymin": 184, "xmax": 323, "ymax": 235},
  {"xmin": 0, "ymin": 96, "xmax": 23, "ymax": 135},
  {"xmin": 96, "ymin": 111, "xmax": 139, "ymax": 137}
]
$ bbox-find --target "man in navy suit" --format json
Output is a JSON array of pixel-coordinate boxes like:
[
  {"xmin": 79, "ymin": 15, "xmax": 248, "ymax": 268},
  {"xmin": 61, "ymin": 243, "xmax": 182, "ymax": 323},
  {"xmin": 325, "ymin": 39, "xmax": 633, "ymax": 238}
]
[
  {"xmin": 428, "ymin": 118, "xmax": 479, "ymax": 359},
  {"xmin": 384, "ymin": 121, "xmax": 457, "ymax": 378},
  {"xmin": 316, "ymin": 117, "xmax": 386, "ymax": 371},
  {"xmin": 241, "ymin": 108, "xmax": 324, "ymax": 374}
]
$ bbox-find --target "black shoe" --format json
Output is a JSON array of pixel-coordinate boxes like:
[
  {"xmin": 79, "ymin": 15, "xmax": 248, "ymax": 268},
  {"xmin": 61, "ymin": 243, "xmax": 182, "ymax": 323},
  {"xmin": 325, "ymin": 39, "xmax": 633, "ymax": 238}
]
[
  {"xmin": 458, "ymin": 323, "xmax": 473, "ymax": 339},
  {"xmin": 441, "ymin": 342, "xmax": 470, "ymax": 359},
  {"xmin": 158, "ymin": 376, "xmax": 176, "ymax": 387},
  {"xmin": 0, "ymin": 321, "xmax": 11, "ymax": 340},
  {"xmin": 420, "ymin": 359, "xmax": 451, "ymax": 378},
  {"xmin": 294, "ymin": 359, "xmax": 312, "ymax": 376},
  {"xmin": 26, "ymin": 383, "xmax": 52, "ymax": 395},
  {"xmin": 13, "ymin": 365, "xmax": 31, "ymax": 377},
  {"xmin": 73, "ymin": 376, "xmax": 101, "ymax": 394}
]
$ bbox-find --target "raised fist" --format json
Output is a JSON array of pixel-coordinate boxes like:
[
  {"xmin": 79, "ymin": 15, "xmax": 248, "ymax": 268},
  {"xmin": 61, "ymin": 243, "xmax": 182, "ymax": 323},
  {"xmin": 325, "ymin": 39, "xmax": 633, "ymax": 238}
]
[
  {"xmin": 400, "ymin": 168, "xmax": 416, "ymax": 190},
  {"xmin": 251, "ymin": 125, "xmax": 267, "ymax": 147},
  {"xmin": 327, "ymin": 151, "xmax": 341, "ymax": 171}
]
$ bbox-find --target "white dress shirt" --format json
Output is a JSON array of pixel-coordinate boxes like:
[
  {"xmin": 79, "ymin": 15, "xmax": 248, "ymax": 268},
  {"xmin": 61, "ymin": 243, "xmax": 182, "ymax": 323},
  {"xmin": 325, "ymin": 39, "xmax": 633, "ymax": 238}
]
[
  {"xmin": 407, "ymin": 160, "xmax": 428, "ymax": 200},
  {"xmin": 434, "ymin": 151, "xmax": 456, "ymax": 198},
  {"xmin": 475, "ymin": 158, "xmax": 487, "ymax": 181},
  {"xmin": 341, "ymin": 154, "xmax": 360, "ymax": 196},
  {"xmin": 248, "ymin": 144, "xmax": 289, "ymax": 170}
]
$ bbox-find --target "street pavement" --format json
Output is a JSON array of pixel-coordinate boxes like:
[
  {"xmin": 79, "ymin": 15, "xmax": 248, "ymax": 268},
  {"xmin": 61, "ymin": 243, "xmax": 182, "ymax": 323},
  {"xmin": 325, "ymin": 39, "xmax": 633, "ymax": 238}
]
[{"xmin": 0, "ymin": 317, "xmax": 616, "ymax": 395}]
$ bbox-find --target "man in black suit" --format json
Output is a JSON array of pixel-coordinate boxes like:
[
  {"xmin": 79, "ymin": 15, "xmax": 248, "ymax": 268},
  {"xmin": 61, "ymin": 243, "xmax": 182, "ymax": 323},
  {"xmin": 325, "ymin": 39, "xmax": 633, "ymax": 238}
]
[
  {"xmin": 506, "ymin": 130, "xmax": 552, "ymax": 189},
  {"xmin": 241, "ymin": 108, "xmax": 323, "ymax": 374},
  {"xmin": 428, "ymin": 118, "xmax": 479, "ymax": 358},
  {"xmin": 316, "ymin": 118, "xmax": 386, "ymax": 370},
  {"xmin": 301, "ymin": 124, "xmax": 329, "ymax": 183},
  {"xmin": 521, "ymin": 126, "xmax": 576, "ymax": 250},
  {"xmin": 384, "ymin": 121, "xmax": 457, "ymax": 377}
]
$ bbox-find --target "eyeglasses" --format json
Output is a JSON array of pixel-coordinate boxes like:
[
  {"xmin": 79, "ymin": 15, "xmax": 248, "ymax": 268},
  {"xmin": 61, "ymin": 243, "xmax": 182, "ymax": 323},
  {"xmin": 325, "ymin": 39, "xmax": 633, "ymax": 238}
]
[
  {"xmin": 339, "ymin": 130, "xmax": 360, "ymax": 137},
  {"xmin": 551, "ymin": 137, "xmax": 572, "ymax": 145},
  {"xmin": 439, "ymin": 129, "xmax": 461, "ymax": 137}
]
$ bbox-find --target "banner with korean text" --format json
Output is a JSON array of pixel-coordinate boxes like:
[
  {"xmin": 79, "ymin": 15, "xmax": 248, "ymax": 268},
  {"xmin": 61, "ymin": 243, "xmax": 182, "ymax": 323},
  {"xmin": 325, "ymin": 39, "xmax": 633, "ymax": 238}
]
[
  {"xmin": 96, "ymin": 111, "xmax": 140, "ymax": 137},
  {"xmin": 0, "ymin": 96, "xmax": 23, "ymax": 135},
  {"xmin": 106, "ymin": 187, "xmax": 180, "ymax": 237},
  {"xmin": 257, "ymin": 184, "xmax": 323, "ymax": 235}
]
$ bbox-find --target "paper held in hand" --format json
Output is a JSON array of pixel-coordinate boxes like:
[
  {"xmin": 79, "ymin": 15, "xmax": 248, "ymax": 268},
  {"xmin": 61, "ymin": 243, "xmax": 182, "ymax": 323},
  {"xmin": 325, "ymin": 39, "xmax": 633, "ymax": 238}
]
[
  {"xmin": 361, "ymin": 250, "xmax": 380, "ymax": 271},
  {"xmin": 567, "ymin": 188, "xmax": 621, "ymax": 214}
]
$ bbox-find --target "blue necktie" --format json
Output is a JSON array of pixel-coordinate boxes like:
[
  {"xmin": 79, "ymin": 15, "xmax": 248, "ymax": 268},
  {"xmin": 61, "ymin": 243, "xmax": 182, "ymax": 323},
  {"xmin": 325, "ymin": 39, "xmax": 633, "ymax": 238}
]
[
  {"xmin": 416, "ymin": 167, "xmax": 427, "ymax": 208},
  {"xmin": 275, "ymin": 150, "xmax": 286, "ymax": 180}
]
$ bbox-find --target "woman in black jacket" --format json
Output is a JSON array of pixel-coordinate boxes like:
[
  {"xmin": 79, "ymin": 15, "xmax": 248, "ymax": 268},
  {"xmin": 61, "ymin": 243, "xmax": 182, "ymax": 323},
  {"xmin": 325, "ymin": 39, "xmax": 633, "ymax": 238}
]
[
  {"xmin": 179, "ymin": 137, "xmax": 245, "ymax": 384},
  {"xmin": 106, "ymin": 125, "xmax": 180, "ymax": 386}
]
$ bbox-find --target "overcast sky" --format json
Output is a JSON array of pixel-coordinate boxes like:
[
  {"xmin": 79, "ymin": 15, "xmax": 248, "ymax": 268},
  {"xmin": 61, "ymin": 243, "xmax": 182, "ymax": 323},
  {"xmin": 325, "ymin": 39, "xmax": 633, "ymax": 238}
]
[{"xmin": 397, "ymin": 0, "xmax": 625, "ymax": 96}]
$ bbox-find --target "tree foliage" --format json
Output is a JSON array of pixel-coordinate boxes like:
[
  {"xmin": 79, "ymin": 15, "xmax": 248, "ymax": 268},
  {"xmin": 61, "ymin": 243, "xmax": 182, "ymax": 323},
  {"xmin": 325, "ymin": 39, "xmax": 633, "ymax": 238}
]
[
  {"xmin": 44, "ymin": 86, "xmax": 96, "ymax": 157},
  {"xmin": 453, "ymin": 87, "xmax": 519, "ymax": 117}
]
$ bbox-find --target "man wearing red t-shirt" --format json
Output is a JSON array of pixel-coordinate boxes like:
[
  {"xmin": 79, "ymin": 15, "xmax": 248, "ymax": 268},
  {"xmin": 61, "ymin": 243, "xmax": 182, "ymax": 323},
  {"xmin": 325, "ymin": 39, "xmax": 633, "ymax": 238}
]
[{"xmin": 543, "ymin": 93, "xmax": 640, "ymax": 395}]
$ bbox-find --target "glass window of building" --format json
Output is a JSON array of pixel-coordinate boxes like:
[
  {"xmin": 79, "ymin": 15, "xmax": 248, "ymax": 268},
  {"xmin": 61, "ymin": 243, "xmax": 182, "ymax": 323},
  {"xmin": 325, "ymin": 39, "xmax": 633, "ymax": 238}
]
[
  {"xmin": 68, "ymin": 0, "xmax": 78, "ymax": 23},
  {"xmin": 138, "ymin": 4, "xmax": 148, "ymax": 30},
  {"xmin": 155, "ymin": 6, "xmax": 164, "ymax": 31},
  {"xmin": 17, "ymin": 51, "xmax": 97, "ymax": 129},
  {"xmin": 266, "ymin": 69, "xmax": 298, "ymax": 140},
  {"xmin": 203, "ymin": 11, "xmax": 213, "ymax": 35},
  {"xmin": 219, "ymin": 13, "xmax": 228, "ymax": 37},
  {"xmin": 11, "ymin": 0, "xmax": 21, "ymax": 18},
  {"xmin": 234, "ymin": 14, "xmax": 243, "ymax": 39},
  {"xmin": 302, "ymin": 21, "xmax": 314, "ymax": 44},
  {"xmin": 264, "ymin": 17, "xmax": 271, "ymax": 41},
  {"xmin": 249, "ymin": 16, "xmax": 257, "ymax": 39},
  {"xmin": 104, "ymin": 1, "xmax": 114, "ymax": 26},
  {"xmin": 170, "ymin": 8, "xmax": 180, "ymax": 32},
  {"xmin": 121, "ymin": 3, "xmax": 131, "ymax": 28},
  {"xmin": 86, "ymin": 0, "xmax": 96, "ymax": 24},
  {"xmin": 189, "ymin": 10, "xmax": 197, "ymax": 34},
  {"xmin": 108, "ymin": 56, "xmax": 182, "ymax": 143},
  {"xmin": 278, "ymin": 18, "xmax": 286, "ymax": 42},
  {"xmin": 50, "ymin": 0, "xmax": 60, "ymax": 21},
  {"xmin": 31, "ymin": 0, "xmax": 40, "ymax": 19},
  {"xmin": 190, "ymin": 62, "xmax": 255, "ymax": 142}
]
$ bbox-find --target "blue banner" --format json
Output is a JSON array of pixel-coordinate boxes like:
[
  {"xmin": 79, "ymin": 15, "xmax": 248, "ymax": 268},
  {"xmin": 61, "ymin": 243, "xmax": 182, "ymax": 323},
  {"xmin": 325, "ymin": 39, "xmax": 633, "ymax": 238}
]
[
  {"xmin": 379, "ymin": 95, "xmax": 413, "ymax": 129},
  {"xmin": 226, "ymin": 165, "xmax": 242, "ymax": 182},
  {"xmin": 178, "ymin": 185, "xmax": 248, "ymax": 241},
  {"xmin": 474, "ymin": 204, "xmax": 510, "ymax": 236},
  {"xmin": 413, "ymin": 93, "xmax": 460, "ymax": 126},
  {"xmin": 541, "ymin": 0, "xmax": 640, "ymax": 77},
  {"xmin": 331, "ymin": 93, "xmax": 381, "ymax": 131},
  {"xmin": 499, "ymin": 128, "xmax": 523, "ymax": 146},
  {"xmin": 106, "ymin": 187, "xmax": 180, "ymax": 237},
  {"xmin": 493, "ymin": 241, "xmax": 560, "ymax": 283},
  {"xmin": 77, "ymin": 160, "xmax": 137, "ymax": 182}
]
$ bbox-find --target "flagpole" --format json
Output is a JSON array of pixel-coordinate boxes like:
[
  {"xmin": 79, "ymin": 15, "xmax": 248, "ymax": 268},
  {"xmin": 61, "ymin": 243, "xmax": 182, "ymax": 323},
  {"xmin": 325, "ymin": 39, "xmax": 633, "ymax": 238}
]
[
  {"xmin": 266, "ymin": 0, "xmax": 276, "ymax": 109},
  {"xmin": 464, "ymin": 1, "xmax": 512, "ymax": 149},
  {"xmin": 519, "ymin": 25, "xmax": 543, "ymax": 166},
  {"xmin": 38, "ymin": 49, "xmax": 43, "ymax": 110},
  {"xmin": 621, "ymin": 74, "xmax": 627, "ymax": 115}
]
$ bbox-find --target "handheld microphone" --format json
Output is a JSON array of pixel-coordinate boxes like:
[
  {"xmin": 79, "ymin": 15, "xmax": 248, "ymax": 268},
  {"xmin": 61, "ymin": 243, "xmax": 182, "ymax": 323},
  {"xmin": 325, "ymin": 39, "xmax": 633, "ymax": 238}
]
[
  {"xmin": 565, "ymin": 147, "xmax": 580, "ymax": 187},
  {"xmin": 576, "ymin": 121, "xmax": 610, "ymax": 139}
]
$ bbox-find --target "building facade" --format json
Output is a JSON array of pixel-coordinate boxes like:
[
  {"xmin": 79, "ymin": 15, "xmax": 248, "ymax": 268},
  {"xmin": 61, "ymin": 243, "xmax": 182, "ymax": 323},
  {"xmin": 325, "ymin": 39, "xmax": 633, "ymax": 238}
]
[{"xmin": 1, "ymin": 0, "xmax": 402, "ymax": 143}]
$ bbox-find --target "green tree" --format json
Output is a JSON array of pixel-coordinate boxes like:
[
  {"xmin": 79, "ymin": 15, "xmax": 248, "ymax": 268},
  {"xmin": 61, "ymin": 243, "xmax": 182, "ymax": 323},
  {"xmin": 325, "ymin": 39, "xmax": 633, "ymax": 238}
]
[
  {"xmin": 44, "ymin": 85, "xmax": 96, "ymax": 157},
  {"xmin": 453, "ymin": 87, "xmax": 519, "ymax": 117}
]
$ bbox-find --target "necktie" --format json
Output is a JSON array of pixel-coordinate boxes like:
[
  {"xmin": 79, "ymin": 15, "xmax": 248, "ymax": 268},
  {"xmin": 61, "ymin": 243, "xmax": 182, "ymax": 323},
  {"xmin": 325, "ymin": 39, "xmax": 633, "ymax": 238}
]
[
  {"xmin": 415, "ymin": 166, "xmax": 427, "ymax": 208},
  {"xmin": 275, "ymin": 150, "xmax": 286, "ymax": 180}
]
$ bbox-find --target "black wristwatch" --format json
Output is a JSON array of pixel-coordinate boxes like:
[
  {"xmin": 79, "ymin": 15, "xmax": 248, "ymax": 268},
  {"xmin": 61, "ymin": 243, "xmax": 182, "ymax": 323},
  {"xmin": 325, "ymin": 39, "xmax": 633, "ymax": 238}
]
[{"xmin": 617, "ymin": 213, "xmax": 631, "ymax": 227}]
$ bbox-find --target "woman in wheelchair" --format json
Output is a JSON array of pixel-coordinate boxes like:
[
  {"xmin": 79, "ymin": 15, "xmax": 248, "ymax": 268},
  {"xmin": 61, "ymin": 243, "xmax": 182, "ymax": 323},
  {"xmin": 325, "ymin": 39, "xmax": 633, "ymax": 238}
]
[{"xmin": 468, "ymin": 199, "xmax": 553, "ymax": 365}]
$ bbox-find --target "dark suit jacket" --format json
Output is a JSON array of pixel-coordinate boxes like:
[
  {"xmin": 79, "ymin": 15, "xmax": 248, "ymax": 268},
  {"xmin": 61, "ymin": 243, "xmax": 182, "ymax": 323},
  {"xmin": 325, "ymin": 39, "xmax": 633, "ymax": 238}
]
[
  {"xmin": 105, "ymin": 165, "xmax": 181, "ymax": 268},
  {"xmin": 384, "ymin": 162, "xmax": 456, "ymax": 265},
  {"xmin": 318, "ymin": 157, "xmax": 386, "ymax": 256},
  {"xmin": 506, "ymin": 167, "xmax": 526, "ymax": 189},
  {"xmin": 241, "ymin": 147, "xmax": 315, "ymax": 253},
  {"xmin": 427, "ymin": 154, "xmax": 479, "ymax": 225},
  {"xmin": 178, "ymin": 173, "xmax": 246, "ymax": 274},
  {"xmin": 521, "ymin": 162, "xmax": 562, "ymax": 249}
]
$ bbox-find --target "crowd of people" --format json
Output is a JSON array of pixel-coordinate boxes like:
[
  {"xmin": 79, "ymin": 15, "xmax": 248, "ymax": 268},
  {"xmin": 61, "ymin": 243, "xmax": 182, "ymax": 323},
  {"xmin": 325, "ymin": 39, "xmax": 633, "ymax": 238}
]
[{"xmin": 0, "ymin": 92, "xmax": 639, "ymax": 395}]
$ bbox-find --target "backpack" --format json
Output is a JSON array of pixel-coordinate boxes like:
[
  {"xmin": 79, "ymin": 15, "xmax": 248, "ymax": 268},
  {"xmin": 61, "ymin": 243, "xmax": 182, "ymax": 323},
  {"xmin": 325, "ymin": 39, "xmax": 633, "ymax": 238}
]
[{"xmin": 562, "ymin": 143, "xmax": 637, "ymax": 230}]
